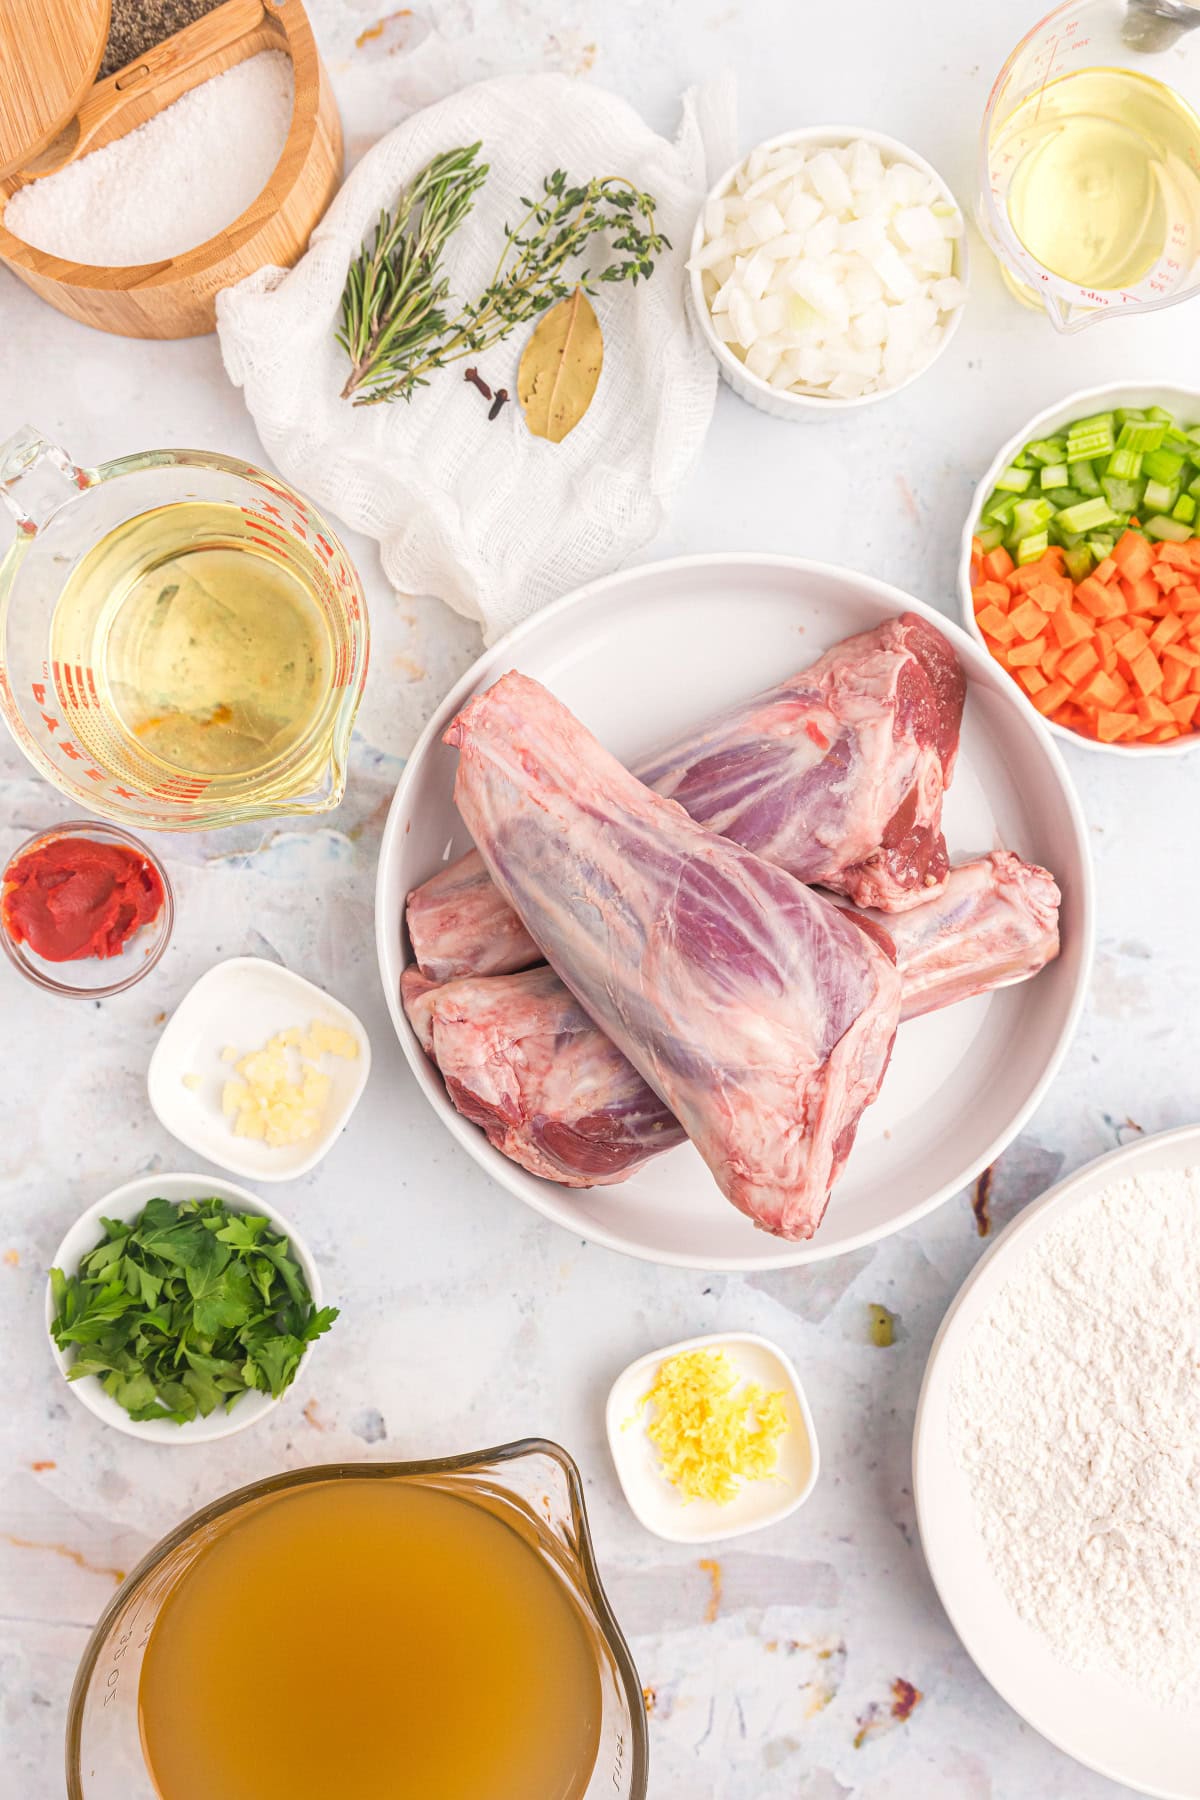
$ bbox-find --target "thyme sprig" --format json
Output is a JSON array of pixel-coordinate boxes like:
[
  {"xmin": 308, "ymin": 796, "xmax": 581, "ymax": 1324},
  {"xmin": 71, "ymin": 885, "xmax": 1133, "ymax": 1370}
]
[{"xmin": 338, "ymin": 156, "xmax": 668, "ymax": 408}]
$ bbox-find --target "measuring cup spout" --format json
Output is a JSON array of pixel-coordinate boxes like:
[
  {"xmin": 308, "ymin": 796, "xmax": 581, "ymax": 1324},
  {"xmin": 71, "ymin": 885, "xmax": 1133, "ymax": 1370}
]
[{"xmin": 0, "ymin": 425, "xmax": 90, "ymax": 536}]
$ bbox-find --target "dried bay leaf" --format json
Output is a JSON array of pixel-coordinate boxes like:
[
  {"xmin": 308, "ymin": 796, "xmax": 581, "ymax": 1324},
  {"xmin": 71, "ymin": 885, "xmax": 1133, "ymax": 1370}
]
[{"xmin": 518, "ymin": 287, "xmax": 603, "ymax": 443}]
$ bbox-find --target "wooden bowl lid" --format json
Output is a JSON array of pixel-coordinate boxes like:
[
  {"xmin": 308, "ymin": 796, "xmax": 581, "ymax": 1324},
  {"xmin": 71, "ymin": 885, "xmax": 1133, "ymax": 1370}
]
[{"xmin": 0, "ymin": 0, "xmax": 112, "ymax": 180}]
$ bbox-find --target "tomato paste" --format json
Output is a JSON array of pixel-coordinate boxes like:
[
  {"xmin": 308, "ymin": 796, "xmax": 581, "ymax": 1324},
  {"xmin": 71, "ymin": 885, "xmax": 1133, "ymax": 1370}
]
[{"xmin": 2, "ymin": 836, "xmax": 164, "ymax": 963}]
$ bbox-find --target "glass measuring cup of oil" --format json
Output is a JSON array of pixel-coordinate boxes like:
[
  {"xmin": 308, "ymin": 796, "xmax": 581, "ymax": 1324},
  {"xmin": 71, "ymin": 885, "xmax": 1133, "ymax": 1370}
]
[
  {"xmin": 0, "ymin": 426, "xmax": 368, "ymax": 830},
  {"xmin": 980, "ymin": 0, "xmax": 1200, "ymax": 329},
  {"xmin": 66, "ymin": 1442, "xmax": 648, "ymax": 1800}
]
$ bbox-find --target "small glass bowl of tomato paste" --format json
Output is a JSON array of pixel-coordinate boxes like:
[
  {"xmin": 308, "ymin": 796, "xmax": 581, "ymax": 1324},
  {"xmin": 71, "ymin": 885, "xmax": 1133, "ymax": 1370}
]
[{"xmin": 1, "ymin": 821, "xmax": 173, "ymax": 998}]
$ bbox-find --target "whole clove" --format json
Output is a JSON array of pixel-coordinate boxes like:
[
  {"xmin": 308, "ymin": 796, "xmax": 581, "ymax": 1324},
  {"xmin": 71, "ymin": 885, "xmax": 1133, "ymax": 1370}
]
[
  {"xmin": 488, "ymin": 388, "xmax": 510, "ymax": 421},
  {"xmin": 464, "ymin": 367, "xmax": 492, "ymax": 400}
]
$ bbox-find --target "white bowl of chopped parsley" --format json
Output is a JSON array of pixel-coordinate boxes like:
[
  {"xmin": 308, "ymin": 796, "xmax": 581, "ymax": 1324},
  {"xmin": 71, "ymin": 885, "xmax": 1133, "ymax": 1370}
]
[{"xmin": 45, "ymin": 1172, "xmax": 336, "ymax": 1442}]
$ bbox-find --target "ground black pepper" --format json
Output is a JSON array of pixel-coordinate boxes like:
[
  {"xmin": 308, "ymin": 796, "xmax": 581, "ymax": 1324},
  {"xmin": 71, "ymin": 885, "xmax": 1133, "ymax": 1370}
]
[{"xmin": 98, "ymin": 0, "xmax": 227, "ymax": 80}]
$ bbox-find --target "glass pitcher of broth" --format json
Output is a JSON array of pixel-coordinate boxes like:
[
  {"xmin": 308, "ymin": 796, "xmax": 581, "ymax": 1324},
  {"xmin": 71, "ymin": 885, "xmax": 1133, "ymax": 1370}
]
[
  {"xmin": 66, "ymin": 1441, "xmax": 648, "ymax": 1800},
  {"xmin": 0, "ymin": 426, "xmax": 368, "ymax": 831},
  {"xmin": 980, "ymin": 0, "xmax": 1200, "ymax": 329}
]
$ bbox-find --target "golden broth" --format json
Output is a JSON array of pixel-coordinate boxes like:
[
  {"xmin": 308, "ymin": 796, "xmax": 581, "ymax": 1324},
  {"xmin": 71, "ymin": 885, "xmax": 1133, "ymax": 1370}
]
[{"xmin": 138, "ymin": 1479, "xmax": 603, "ymax": 1800}]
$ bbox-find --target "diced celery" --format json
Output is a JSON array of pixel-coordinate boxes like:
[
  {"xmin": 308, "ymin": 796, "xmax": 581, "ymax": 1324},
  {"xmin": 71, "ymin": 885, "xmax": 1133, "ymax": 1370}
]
[
  {"xmin": 1012, "ymin": 451, "xmax": 1033, "ymax": 469},
  {"xmin": 1172, "ymin": 494, "xmax": 1197, "ymax": 525},
  {"xmin": 994, "ymin": 465, "xmax": 1034, "ymax": 493},
  {"xmin": 1067, "ymin": 435, "xmax": 1113, "ymax": 463},
  {"xmin": 1145, "ymin": 405, "xmax": 1175, "ymax": 424},
  {"xmin": 1026, "ymin": 436, "xmax": 1068, "ymax": 465},
  {"xmin": 1114, "ymin": 407, "xmax": 1147, "ymax": 426},
  {"xmin": 1101, "ymin": 475, "xmax": 1143, "ymax": 515},
  {"xmin": 1055, "ymin": 496, "xmax": 1117, "ymax": 533},
  {"xmin": 1162, "ymin": 430, "xmax": 1194, "ymax": 457},
  {"xmin": 1143, "ymin": 514, "xmax": 1193, "ymax": 542},
  {"xmin": 984, "ymin": 494, "xmax": 1018, "ymax": 526},
  {"xmin": 1072, "ymin": 459, "xmax": 1102, "ymax": 496},
  {"xmin": 1073, "ymin": 411, "xmax": 1117, "ymax": 433},
  {"xmin": 976, "ymin": 522, "xmax": 1006, "ymax": 551},
  {"xmin": 1188, "ymin": 471, "xmax": 1200, "ymax": 502},
  {"xmin": 1143, "ymin": 448, "xmax": 1186, "ymax": 483},
  {"xmin": 1011, "ymin": 496, "xmax": 1054, "ymax": 535},
  {"xmin": 1116, "ymin": 419, "xmax": 1166, "ymax": 453},
  {"xmin": 1016, "ymin": 530, "xmax": 1050, "ymax": 564},
  {"xmin": 1189, "ymin": 426, "xmax": 1200, "ymax": 448},
  {"xmin": 1040, "ymin": 463, "xmax": 1070, "ymax": 489},
  {"xmin": 1143, "ymin": 478, "xmax": 1179, "ymax": 513},
  {"xmin": 1086, "ymin": 533, "xmax": 1115, "ymax": 561},
  {"xmin": 1106, "ymin": 447, "xmax": 1143, "ymax": 480},
  {"xmin": 1049, "ymin": 521, "xmax": 1082, "ymax": 548},
  {"xmin": 1062, "ymin": 543, "xmax": 1094, "ymax": 583}
]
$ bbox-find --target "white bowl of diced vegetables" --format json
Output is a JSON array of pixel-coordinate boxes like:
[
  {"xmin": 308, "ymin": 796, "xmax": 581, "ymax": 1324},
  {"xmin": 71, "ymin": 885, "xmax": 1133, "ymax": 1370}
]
[
  {"xmin": 688, "ymin": 126, "xmax": 968, "ymax": 418},
  {"xmin": 959, "ymin": 383, "xmax": 1200, "ymax": 757}
]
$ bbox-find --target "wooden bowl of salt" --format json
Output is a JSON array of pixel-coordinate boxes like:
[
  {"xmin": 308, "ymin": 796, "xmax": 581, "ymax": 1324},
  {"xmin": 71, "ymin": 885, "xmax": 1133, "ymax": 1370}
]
[{"xmin": 0, "ymin": 0, "xmax": 342, "ymax": 338}]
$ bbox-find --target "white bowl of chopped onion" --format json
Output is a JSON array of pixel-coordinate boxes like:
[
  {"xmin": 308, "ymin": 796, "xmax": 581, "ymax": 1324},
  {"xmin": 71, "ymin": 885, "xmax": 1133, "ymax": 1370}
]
[{"xmin": 688, "ymin": 127, "xmax": 968, "ymax": 418}]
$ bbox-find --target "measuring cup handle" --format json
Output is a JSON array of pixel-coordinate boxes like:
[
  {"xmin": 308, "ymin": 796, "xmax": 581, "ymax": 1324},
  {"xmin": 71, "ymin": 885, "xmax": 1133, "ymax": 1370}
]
[{"xmin": 0, "ymin": 426, "xmax": 90, "ymax": 536}]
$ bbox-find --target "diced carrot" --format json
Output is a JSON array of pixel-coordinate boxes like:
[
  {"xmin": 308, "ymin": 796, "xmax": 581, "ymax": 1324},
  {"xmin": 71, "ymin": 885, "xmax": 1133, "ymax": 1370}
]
[
  {"xmin": 1163, "ymin": 643, "xmax": 1200, "ymax": 670},
  {"xmin": 1120, "ymin": 574, "xmax": 1161, "ymax": 613},
  {"xmin": 1058, "ymin": 641, "xmax": 1099, "ymax": 685},
  {"xmin": 1009, "ymin": 599, "xmax": 1050, "ymax": 642},
  {"xmin": 1096, "ymin": 710, "xmax": 1137, "ymax": 741},
  {"xmin": 982, "ymin": 547, "xmax": 1015, "ymax": 581},
  {"xmin": 1146, "ymin": 724, "xmax": 1181, "ymax": 742},
  {"xmin": 1136, "ymin": 695, "xmax": 1174, "ymax": 726},
  {"xmin": 1114, "ymin": 625, "xmax": 1152, "ymax": 664},
  {"xmin": 1162, "ymin": 656, "xmax": 1191, "ymax": 702},
  {"xmin": 1113, "ymin": 530, "xmax": 1154, "ymax": 580},
  {"xmin": 1094, "ymin": 557, "xmax": 1118, "ymax": 585},
  {"xmin": 1154, "ymin": 541, "xmax": 1200, "ymax": 570},
  {"xmin": 1008, "ymin": 635, "xmax": 1048, "ymax": 667},
  {"xmin": 1154, "ymin": 566, "xmax": 1185, "ymax": 592},
  {"xmin": 973, "ymin": 580, "xmax": 1011, "ymax": 610},
  {"xmin": 1080, "ymin": 668, "xmax": 1128, "ymax": 709},
  {"xmin": 1050, "ymin": 605, "xmax": 1093, "ymax": 648},
  {"xmin": 1017, "ymin": 665, "xmax": 1049, "ymax": 695},
  {"xmin": 1169, "ymin": 694, "xmax": 1200, "ymax": 728},
  {"xmin": 1130, "ymin": 646, "xmax": 1164, "ymax": 695},
  {"xmin": 1075, "ymin": 577, "xmax": 1125, "ymax": 620},
  {"xmin": 1010, "ymin": 557, "xmax": 1066, "ymax": 596},
  {"xmin": 971, "ymin": 535, "xmax": 984, "ymax": 560},
  {"xmin": 1033, "ymin": 678, "xmax": 1072, "ymax": 716},
  {"xmin": 1192, "ymin": 666, "xmax": 1200, "ymax": 695},
  {"xmin": 976, "ymin": 603, "xmax": 1015, "ymax": 643},
  {"xmin": 1041, "ymin": 642, "xmax": 1065, "ymax": 679},
  {"xmin": 1150, "ymin": 613, "xmax": 1186, "ymax": 651},
  {"xmin": 1172, "ymin": 584, "xmax": 1200, "ymax": 612}
]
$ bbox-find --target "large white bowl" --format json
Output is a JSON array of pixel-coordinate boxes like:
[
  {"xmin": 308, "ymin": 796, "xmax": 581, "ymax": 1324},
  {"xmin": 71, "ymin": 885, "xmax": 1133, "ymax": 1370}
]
[
  {"xmin": 46, "ymin": 1171, "xmax": 325, "ymax": 1443},
  {"xmin": 688, "ymin": 126, "xmax": 968, "ymax": 421},
  {"xmin": 376, "ymin": 553, "xmax": 1092, "ymax": 1272},
  {"xmin": 958, "ymin": 380, "xmax": 1200, "ymax": 758},
  {"xmin": 914, "ymin": 1122, "xmax": 1200, "ymax": 1799}
]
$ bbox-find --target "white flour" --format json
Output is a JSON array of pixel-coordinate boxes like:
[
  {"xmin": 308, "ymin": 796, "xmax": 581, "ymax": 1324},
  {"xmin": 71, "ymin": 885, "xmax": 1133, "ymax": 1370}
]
[{"xmin": 949, "ymin": 1167, "xmax": 1200, "ymax": 1709}]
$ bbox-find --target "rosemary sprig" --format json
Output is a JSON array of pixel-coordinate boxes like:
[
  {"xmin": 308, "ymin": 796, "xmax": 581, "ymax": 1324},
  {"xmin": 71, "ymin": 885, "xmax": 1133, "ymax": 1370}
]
[
  {"xmin": 339, "ymin": 166, "xmax": 668, "ymax": 407},
  {"xmin": 337, "ymin": 143, "xmax": 489, "ymax": 402}
]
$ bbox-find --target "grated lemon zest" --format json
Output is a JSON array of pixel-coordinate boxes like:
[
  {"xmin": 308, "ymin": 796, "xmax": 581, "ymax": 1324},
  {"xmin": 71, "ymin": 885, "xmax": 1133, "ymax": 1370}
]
[{"xmin": 643, "ymin": 1349, "xmax": 788, "ymax": 1505}]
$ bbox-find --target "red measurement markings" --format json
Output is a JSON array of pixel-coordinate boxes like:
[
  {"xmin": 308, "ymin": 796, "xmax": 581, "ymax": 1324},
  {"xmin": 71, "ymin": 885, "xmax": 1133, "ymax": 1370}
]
[{"xmin": 40, "ymin": 712, "xmax": 59, "ymax": 733}]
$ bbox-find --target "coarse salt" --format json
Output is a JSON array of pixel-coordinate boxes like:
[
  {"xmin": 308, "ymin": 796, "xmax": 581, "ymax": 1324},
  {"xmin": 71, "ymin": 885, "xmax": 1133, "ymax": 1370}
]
[{"xmin": 3, "ymin": 52, "xmax": 294, "ymax": 266}]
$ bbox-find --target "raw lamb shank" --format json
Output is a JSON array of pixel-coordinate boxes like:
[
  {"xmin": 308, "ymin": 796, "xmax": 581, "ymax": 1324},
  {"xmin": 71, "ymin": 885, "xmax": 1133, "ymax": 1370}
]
[
  {"xmin": 404, "ymin": 854, "xmax": 1060, "ymax": 1189},
  {"xmin": 445, "ymin": 671, "xmax": 902, "ymax": 1240},
  {"xmin": 408, "ymin": 612, "xmax": 966, "ymax": 983}
]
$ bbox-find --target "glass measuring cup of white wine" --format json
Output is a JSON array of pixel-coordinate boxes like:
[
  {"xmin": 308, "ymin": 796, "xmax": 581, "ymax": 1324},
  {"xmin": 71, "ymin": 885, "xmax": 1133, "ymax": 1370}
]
[
  {"xmin": 0, "ymin": 427, "xmax": 368, "ymax": 831},
  {"xmin": 980, "ymin": 0, "xmax": 1200, "ymax": 329}
]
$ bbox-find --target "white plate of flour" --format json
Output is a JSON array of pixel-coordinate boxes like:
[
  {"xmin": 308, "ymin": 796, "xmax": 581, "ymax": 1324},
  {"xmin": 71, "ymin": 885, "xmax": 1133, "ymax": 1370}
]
[{"xmin": 914, "ymin": 1123, "xmax": 1200, "ymax": 1798}]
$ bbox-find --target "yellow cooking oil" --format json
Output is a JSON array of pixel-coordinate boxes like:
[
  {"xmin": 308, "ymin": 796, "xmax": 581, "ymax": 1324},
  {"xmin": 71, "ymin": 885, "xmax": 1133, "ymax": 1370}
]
[
  {"xmin": 995, "ymin": 65, "xmax": 1200, "ymax": 291},
  {"xmin": 49, "ymin": 501, "xmax": 334, "ymax": 785}
]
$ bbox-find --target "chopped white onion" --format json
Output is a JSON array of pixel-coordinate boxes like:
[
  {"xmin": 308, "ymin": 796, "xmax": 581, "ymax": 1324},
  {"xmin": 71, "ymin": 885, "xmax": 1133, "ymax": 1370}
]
[{"xmin": 689, "ymin": 135, "xmax": 966, "ymax": 400}]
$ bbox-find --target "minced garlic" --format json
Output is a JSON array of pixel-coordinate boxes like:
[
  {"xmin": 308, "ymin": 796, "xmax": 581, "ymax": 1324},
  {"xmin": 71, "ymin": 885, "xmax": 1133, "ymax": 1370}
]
[
  {"xmin": 643, "ymin": 1349, "xmax": 788, "ymax": 1504},
  {"xmin": 221, "ymin": 1017, "xmax": 359, "ymax": 1148}
]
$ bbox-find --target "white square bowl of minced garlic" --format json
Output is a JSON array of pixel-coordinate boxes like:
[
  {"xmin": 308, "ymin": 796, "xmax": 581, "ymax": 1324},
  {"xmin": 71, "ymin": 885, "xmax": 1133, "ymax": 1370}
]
[{"xmin": 605, "ymin": 1331, "xmax": 819, "ymax": 1544}]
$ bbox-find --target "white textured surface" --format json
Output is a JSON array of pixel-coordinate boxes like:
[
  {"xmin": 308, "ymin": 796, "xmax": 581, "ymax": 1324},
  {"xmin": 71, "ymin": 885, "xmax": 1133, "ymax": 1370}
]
[
  {"xmin": 1, "ymin": 3, "xmax": 1198, "ymax": 1797},
  {"xmin": 950, "ymin": 1169, "xmax": 1200, "ymax": 1711}
]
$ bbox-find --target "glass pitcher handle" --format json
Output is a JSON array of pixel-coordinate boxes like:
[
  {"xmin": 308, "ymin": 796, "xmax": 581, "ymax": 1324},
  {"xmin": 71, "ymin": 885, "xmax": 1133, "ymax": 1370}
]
[{"xmin": 0, "ymin": 424, "xmax": 90, "ymax": 536}]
